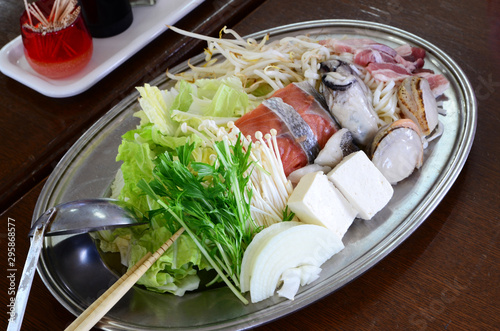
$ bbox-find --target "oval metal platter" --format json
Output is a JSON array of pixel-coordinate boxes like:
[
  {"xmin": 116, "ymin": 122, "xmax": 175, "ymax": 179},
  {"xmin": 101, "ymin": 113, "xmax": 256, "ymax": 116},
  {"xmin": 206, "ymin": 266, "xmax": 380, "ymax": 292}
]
[{"xmin": 33, "ymin": 20, "xmax": 476, "ymax": 330}]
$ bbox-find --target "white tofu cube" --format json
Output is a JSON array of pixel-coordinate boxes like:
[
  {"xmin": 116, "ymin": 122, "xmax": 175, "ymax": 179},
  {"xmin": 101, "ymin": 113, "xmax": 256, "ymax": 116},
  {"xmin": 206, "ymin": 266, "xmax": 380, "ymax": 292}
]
[
  {"xmin": 327, "ymin": 151, "xmax": 393, "ymax": 220},
  {"xmin": 287, "ymin": 171, "xmax": 357, "ymax": 240}
]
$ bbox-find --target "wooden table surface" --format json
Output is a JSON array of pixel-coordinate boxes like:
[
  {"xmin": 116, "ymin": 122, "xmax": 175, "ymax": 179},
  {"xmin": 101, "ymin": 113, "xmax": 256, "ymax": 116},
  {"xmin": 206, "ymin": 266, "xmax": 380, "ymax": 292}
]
[{"xmin": 1, "ymin": 0, "xmax": 498, "ymax": 330}]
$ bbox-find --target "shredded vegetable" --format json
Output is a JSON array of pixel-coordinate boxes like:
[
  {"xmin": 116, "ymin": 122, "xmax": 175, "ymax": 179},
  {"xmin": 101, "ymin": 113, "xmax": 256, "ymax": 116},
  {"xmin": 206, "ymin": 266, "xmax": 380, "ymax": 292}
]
[
  {"xmin": 167, "ymin": 25, "xmax": 332, "ymax": 97},
  {"xmin": 167, "ymin": 25, "xmax": 401, "ymax": 122}
]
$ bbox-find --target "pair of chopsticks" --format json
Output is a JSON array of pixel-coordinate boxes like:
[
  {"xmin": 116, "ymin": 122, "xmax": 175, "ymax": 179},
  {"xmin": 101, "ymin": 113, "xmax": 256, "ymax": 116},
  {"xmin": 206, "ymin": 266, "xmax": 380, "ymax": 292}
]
[{"xmin": 65, "ymin": 227, "xmax": 185, "ymax": 331}]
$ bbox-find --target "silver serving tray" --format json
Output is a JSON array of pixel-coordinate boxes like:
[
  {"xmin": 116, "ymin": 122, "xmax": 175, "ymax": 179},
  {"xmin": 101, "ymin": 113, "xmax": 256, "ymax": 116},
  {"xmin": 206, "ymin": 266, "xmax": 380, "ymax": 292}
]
[{"xmin": 33, "ymin": 20, "xmax": 476, "ymax": 330}]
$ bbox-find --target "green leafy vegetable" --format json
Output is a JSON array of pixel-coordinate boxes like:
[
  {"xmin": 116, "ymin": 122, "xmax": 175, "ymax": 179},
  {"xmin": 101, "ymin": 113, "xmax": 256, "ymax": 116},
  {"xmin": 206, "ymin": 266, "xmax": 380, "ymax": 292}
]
[
  {"xmin": 99, "ymin": 77, "xmax": 292, "ymax": 298},
  {"xmin": 116, "ymin": 135, "xmax": 157, "ymax": 213},
  {"xmin": 138, "ymin": 137, "xmax": 260, "ymax": 304},
  {"xmin": 170, "ymin": 79, "xmax": 194, "ymax": 113},
  {"xmin": 128, "ymin": 226, "xmax": 203, "ymax": 295},
  {"xmin": 137, "ymin": 84, "xmax": 178, "ymax": 136},
  {"xmin": 93, "ymin": 221, "xmax": 206, "ymax": 296}
]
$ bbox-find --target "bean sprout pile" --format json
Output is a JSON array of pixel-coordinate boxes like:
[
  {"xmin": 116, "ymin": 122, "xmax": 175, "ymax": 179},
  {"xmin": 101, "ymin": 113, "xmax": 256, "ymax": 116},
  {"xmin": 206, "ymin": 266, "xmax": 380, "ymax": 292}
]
[{"xmin": 167, "ymin": 25, "xmax": 401, "ymax": 126}]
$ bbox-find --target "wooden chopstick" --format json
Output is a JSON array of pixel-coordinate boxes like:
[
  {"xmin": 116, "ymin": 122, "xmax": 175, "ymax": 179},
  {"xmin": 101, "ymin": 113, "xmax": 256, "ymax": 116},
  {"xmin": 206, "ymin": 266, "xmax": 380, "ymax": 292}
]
[{"xmin": 65, "ymin": 227, "xmax": 185, "ymax": 331}]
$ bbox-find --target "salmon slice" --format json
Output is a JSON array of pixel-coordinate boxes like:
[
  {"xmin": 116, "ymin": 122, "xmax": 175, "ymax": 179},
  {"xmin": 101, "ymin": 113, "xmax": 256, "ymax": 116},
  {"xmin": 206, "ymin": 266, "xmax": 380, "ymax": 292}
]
[{"xmin": 235, "ymin": 82, "xmax": 339, "ymax": 176}]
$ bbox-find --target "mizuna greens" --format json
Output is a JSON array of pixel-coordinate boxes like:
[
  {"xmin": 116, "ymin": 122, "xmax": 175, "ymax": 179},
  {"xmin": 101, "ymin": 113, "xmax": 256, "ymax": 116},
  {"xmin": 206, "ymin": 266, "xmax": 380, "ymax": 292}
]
[{"xmin": 138, "ymin": 139, "xmax": 257, "ymax": 304}]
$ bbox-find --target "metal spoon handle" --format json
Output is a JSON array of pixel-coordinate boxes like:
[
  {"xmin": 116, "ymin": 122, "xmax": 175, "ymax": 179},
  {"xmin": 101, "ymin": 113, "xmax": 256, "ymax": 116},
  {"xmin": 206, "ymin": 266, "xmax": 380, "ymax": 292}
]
[{"xmin": 7, "ymin": 209, "xmax": 54, "ymax": 331}]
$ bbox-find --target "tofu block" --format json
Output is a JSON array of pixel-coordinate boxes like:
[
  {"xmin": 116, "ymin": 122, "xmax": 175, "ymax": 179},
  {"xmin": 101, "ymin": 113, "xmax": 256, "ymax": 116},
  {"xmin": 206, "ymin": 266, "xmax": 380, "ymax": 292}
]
[
  {"xmin": 327, "ymin": 151, "xmax": 393, "ymax": 220},
  {"xmin": 287, "ymin": 171, "xmax": 357, "ymax": 240}
]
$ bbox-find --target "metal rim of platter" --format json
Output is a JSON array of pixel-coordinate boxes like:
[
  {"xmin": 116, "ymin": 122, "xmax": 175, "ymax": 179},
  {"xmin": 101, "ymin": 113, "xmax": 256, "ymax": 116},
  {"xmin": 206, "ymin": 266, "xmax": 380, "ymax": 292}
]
[{"xmin": 33, "ymin": 19, "xmax": 477, "ymax": 330}]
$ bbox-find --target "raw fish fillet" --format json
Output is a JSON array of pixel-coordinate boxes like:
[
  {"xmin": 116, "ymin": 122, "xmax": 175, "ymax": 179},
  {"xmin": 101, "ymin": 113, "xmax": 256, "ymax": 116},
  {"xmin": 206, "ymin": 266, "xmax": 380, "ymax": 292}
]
[{"xmin": 235, "ymin": 82, "xmax": 339, "ymax": 176}]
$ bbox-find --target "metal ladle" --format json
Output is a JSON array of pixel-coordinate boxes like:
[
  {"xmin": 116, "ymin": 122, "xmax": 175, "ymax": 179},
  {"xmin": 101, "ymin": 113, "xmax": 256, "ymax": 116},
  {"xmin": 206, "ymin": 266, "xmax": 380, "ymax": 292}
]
[{"xmin": 7, "ymin": 198, "xmax": 146, "ymax": 331}]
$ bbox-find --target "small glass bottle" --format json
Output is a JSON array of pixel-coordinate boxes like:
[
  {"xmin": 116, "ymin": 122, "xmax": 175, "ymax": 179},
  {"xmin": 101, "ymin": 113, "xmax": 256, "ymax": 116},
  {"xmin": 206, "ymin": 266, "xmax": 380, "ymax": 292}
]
[{"xmin": 20, "ymin": 0, "xmax": 93, "ymax": 79}]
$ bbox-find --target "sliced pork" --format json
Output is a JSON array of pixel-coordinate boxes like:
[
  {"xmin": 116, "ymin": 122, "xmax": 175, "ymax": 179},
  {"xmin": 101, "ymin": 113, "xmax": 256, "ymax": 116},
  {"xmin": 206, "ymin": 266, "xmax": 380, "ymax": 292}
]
[{"xmin": 319, "ymin": 37, "xmax": 449, "ymax": 96}]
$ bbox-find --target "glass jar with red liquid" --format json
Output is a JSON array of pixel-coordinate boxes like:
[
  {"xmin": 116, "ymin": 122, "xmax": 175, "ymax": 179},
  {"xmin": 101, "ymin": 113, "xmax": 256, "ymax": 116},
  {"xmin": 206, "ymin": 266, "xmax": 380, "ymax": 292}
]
[{"xmin": 20, "ymin": 0, "xmax": 93, "ymax": 79}]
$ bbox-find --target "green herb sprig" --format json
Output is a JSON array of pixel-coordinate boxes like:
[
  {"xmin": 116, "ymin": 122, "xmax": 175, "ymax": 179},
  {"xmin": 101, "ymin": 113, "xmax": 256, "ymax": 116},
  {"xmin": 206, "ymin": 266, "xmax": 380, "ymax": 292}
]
[{"xmin": 138, "ymin": 136, "xmax": 259, "ymax": 304}]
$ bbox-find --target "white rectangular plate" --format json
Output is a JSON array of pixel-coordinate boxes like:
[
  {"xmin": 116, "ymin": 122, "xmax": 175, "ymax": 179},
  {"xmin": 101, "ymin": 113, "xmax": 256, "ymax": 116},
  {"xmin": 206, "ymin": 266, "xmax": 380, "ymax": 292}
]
[{"xmin": 0, "ymin": 0, "xmax": 204, "ymax": 98}]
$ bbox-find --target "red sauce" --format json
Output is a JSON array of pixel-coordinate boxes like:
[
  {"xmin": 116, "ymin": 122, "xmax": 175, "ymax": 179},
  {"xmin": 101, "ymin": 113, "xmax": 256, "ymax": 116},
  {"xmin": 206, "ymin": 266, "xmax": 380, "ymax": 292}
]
[{"xmin": 20, "ymin": 0, "xmax": 93, "ymax": 79}]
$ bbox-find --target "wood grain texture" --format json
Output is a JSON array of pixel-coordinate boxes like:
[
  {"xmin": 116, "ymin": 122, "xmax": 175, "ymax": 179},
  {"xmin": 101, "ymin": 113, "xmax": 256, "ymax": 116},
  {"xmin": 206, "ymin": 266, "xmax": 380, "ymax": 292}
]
[{"xmin": 1, "ymin": 0, "xmax": 499, "ymax": 330}]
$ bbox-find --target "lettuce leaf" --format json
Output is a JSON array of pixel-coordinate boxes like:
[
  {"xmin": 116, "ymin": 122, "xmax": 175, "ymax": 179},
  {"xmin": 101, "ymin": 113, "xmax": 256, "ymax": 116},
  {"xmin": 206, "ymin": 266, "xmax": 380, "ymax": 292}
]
[
  {"xmin": 171, "ymin": 77, "xmax": 257, "ymax": 126},
  {"xmin": 102, "ymin": 76, "xmax": 258, "ymax": 295},
  {"xmin": 137, "ymin": 84, "xmax": 177, "ymax": 136},
  {"xmin": 94, "ymin": 225, "xmax": 207, "ymax": 296},
  {"xmin": 128, "ymin": 226, "xmax": 205, "ymax": 295},
  {"xmin": 194, "ymin": 77, "xmax": 251, "ymax": 117},
  {"xmin": 171, "ymin": 79, "xmax": 194, "ymax": 113}
]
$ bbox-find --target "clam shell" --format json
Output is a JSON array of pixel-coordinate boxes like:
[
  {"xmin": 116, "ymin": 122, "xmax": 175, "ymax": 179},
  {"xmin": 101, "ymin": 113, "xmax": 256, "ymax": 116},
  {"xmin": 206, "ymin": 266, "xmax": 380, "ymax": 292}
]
[{"xmin": 370, "ymin": 119, "xmax": 424, "ymax": 185}]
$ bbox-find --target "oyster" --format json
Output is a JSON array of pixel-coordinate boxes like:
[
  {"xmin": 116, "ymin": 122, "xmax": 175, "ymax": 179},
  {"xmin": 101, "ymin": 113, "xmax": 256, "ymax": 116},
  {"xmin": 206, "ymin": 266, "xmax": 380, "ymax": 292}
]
[
  {"xmin": 369, "ymin": 119, "xmax": 424, "ymax": 185},
  {"xmin": 397, "ymin": 76, "xmax": 439, "ymax": 136},
  {"xmin": 319, "ymin": 60, "xmax": 380, "ymax": 147},
  {"xmin": 314, "ymin": 128, "xmax": 359, "ymax": 168}
]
